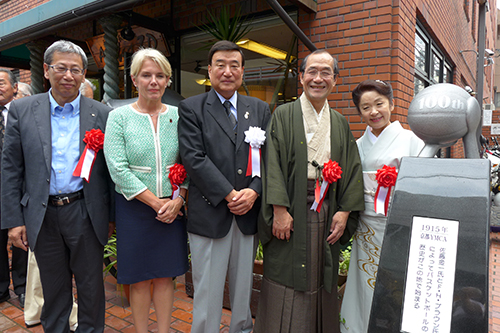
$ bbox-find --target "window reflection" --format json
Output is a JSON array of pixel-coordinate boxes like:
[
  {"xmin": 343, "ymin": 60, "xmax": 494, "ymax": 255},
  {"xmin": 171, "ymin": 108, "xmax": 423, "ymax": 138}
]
[
  {"xmin": 414, "ymin": 77, "xmax": 425, "ymax": 96},
  {"xmin": 432, "ymin": 52, "xmax": 441, "ymax": 83},
  {"xmin": 179, "ymin": 15, "xmax": 298, "ymax": 109},
  {"xmin": 414, "ymin": 22, "xmax": 453, "ymax": 94},
  {"xmin": 415, "ymin": 33, "xmax": 427, "ymax": 74}
]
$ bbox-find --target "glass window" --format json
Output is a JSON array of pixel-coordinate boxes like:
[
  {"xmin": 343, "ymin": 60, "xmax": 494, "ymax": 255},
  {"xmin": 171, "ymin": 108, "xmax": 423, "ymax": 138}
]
[
  {"xmin": 414, "ymin": 77, "xmax": 425, "ymax": 96},
  {"xmin": 414, "ymin": 22, "xmax": 453, "ymax": 95},
  {"xmin": 443, "ymin": 64, "xmax": 452, "ymax": 83},
  {"xmin": 179, "ymin": 14, "xmax": 298, "ymax": 109},
  {"xmin": 431, "ymin": 52, "xmax": 441, "ymax": 83},
  {"xmin": 415, "ymin": 33, "xmax": 427, "ymax": 74}
]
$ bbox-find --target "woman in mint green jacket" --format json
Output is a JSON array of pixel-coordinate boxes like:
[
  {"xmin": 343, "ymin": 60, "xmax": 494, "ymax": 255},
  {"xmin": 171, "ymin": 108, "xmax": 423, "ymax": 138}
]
[{"xmin": 104, "ymin": 48, "xmax": 188, "ymax": 333}]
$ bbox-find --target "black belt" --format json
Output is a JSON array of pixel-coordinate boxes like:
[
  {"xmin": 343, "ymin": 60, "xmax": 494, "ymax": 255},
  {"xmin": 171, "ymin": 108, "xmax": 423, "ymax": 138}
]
[{"xmin": 49, "ymin": 190, "xmax": 84, "ymax": 206}]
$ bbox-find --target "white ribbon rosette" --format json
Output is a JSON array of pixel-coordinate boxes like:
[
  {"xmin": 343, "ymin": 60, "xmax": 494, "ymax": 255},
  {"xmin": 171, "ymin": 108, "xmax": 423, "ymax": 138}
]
[{"xmin": 244, "ymin": 126, "xmax": 266, "ymax": 177}]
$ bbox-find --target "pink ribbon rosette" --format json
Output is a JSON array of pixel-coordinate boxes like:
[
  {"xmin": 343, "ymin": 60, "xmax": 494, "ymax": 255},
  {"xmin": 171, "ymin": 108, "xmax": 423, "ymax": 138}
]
[
  {"xmin": 244, "ymin": 126, "xmax": 266, "ymax": 177},
  {"xmin": 374, "ymin": 165, "xmax": 398, "ymax": 216},
  {"xmin": 311, "ymin": 160, "xmax": 342, "ymax": 213},
  {"xmin": 73, "ymin": 129, "xmax": 104, "ymax": 182},
  {"xmin": 168, "ymin": 163, "xmax": 187, "ymax": 199}
]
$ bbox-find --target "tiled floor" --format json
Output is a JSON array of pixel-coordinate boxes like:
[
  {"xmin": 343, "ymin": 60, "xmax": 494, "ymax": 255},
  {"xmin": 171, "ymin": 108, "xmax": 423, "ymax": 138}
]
[
  {"xmin": 2, "ymin": 234, "xmax": 500, "ymax": 332},
  {"xmin": 0, "ymin": 271, "xmax": 232, "ymax": 332}
]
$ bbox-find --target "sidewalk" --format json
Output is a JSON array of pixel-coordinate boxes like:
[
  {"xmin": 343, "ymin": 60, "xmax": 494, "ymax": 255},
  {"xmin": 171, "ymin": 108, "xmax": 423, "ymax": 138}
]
[
  {"xmin": 0, "ymin": 272, "xmax": 232, "ymax": 332},
  {"xmin": 1, "ymin": 233, "xmax": 500, "ymax": 332}
]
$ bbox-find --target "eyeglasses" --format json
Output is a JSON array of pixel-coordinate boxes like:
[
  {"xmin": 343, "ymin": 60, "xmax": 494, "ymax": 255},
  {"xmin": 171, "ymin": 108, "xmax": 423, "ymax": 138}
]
[
  {"xmin": 47, "ymin": 65, "xmax": 85, "ymax": 76},
  {"xmin": 304, "ymin": 69, "xmax": 334, "ymax": 79}
]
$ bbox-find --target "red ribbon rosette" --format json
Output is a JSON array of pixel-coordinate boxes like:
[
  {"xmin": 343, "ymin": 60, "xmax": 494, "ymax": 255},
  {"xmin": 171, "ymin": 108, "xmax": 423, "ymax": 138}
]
[
  {"xmin": 374, "ymin": 165, "xmax": 398, "ymax": 216},
  {"xmin": 169, "ymin": 163, "xmax": 187, "ymax": 199},
  {"xmin": 84, "ymin": 128, "xmax": 104, "ymax": 152},
  {"xmin": 376, "ymin": 165, "xmax": 397, "ymax": 188},
  {"xmin": 73, "ymin": 129, "xmax": 104, "ymax": 182},
  {"xmin": 323, "ymin": 160, "xmax": 343, "ymax": 183},
  {"xmin": 311, "ymin": 160, "xmax": 342, "ymax": 213}
]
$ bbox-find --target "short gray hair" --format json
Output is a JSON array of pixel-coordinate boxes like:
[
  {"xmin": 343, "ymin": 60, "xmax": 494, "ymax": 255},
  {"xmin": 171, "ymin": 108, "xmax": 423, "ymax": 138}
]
[
  {"xmin": 44, "ymin": 40, "xmax": 88, "ymax": 69},
  {"xmin": 17, "ymin": 82, "xmax": 33, "ymax": 97},
  {"xmin": 0, "ymin": 68, "xmax": 18, "ymax": 87},
  {"xmin": 299, "ymin": 50, "xmax": 339, "ymax": 77},
  {"xmin": 80, "ymin": 79, "xmax": 96, "ymax": 93}
]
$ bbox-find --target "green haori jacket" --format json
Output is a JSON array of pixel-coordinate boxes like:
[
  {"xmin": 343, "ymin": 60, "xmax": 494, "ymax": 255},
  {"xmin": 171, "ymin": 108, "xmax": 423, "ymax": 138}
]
[{"xmin": 258, "ymin": 99, "xmax": 365, "ymax": 293}]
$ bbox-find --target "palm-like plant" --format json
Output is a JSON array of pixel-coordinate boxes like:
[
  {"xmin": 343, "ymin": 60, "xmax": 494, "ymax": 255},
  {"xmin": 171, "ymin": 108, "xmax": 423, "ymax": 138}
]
[
  {"xmin": 199, "ymin": 5, "xmax": 252, "ymax": 44},
  {"xmin": 197, "ymin": 5, "xmax": 252, "ymax": 95}
]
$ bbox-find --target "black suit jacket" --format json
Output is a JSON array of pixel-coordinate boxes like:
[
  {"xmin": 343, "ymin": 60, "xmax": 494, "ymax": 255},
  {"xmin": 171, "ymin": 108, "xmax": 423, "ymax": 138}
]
[
  {"xmin": 178, "ymin": 89, "xmax": 271, "ymax": 238},
  {"xmin": 0, "ymin": 93, "xmax": 115, "ymax": 250}
]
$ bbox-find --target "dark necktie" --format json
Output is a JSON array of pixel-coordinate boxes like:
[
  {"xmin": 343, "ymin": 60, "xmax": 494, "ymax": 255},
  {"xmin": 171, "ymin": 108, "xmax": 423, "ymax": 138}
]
[
  {"xmin": 223, "ymin": 100, "xmax": 237, "ymax": 132},
  {"xmin": 0, "ymin": 105, "xmax": 5, "ymax": 146}
]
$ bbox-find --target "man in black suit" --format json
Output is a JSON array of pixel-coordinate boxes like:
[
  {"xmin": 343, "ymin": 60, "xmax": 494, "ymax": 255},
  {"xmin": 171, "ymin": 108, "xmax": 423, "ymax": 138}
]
[
  {"xmin": 1, "ymin": 40, "xmax": 114, "ymax": 333},
  {"xmin": 0, "ymin": 68, "xmax": 27, "ymax": 307},
  {"xmin": 178, "ymin": 40, "xmax": 271, "ymax": 333}
]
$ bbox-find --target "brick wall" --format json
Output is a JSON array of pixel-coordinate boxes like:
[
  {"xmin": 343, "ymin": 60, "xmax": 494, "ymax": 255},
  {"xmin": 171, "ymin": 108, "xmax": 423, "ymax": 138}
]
[
  {"xmin": 2, "ymin": 0, "xmax": 496, "ymax": 157},
  {"xmin": 0, "ymin": 0, "xmax": 50, "ymax": 23},
  {"xmin": 298, "ymin": 0, "xmax": 495, "ymax": 157},
  {"xmin": 18, "ymin": 69, "xmax": 31, "ymax": 84}
]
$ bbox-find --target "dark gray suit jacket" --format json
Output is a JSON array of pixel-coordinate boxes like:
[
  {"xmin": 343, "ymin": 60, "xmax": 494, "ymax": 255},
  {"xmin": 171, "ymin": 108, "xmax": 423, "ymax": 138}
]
[
  {"xmin": 1, "ymin": 92, "xmax": 115, "ymax": 250},
  {"xmin": 178, "ymin": 89, "xmax": 271, "ymax": 239}
]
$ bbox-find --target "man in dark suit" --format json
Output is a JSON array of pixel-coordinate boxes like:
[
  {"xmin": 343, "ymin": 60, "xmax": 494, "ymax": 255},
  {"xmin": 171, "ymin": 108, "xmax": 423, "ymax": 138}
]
[
  {"xmin": 0, "ymin": 68, "xmax": 28, "ymax": 307},
  {"xmin": 1, "ymin": 40, "xmax": 114, "ymax": 333},
  {"xmin": 178, "ymin": 40, "xmax": 271, "ymax": 333}
]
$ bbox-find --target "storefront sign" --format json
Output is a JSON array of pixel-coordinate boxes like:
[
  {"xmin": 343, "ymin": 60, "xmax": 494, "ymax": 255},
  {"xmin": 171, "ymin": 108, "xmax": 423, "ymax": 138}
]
[
  {"xmin": 86, "ymin": 26, "xmax": 170, "ymax": 69},
  {"xmin": 483, "ymin": 109, "xmax": 492, "ymax": 126},
  {"xmin": 401, "ymin": 216, "xmax": 459, "ymax": 333},
  {"xmin": 492, "ymin": 124, "xmax": 500, "ymax": 135}
]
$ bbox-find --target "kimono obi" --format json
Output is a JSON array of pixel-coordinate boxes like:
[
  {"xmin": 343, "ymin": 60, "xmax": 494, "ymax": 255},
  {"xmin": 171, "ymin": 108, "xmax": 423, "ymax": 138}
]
[{"xmin": 363, "ymin": 171, "xmax": 395, "ymax": 204}]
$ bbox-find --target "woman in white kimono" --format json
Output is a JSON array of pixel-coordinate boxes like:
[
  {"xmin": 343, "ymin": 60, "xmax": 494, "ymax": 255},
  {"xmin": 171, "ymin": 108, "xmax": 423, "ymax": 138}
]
[{"xmin": 340, "ymin": 80, "xmax": 424, "ymax": 332}]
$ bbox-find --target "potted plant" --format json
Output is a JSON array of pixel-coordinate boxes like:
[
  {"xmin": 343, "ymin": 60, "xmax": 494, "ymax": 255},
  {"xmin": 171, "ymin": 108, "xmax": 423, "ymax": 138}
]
[
  {"xmin": 338, "ymin": 245, "xmax": 351, "ymax": 286},
  {"xmin": 338, "ymin": 244, "xmax": 351, "ymax": 312}
]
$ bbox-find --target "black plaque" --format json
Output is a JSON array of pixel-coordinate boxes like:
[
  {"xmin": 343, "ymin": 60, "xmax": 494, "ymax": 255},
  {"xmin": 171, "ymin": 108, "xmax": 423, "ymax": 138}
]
[{"xmin": 368, "ymin": 157, "xmax": 490, "ymax": 333}]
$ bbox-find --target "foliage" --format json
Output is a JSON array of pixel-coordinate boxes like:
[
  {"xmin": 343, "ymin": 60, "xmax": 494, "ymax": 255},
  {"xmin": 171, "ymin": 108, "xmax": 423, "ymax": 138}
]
[
  {"xmin": 103, "ymin": 231, "xmax": 117, "ymax": 276},
  {"xmin": 267, "ymin": 58, "xmax": 298, "ymax": 77},
  {"xmin": 198, "ymin": 5, "xmax": 252, "ymax": 44},
  {"xmin": 255, "ymin": 240, "xmax": 264, "ymax": 261},
  {"xmin": 340, "ymin": 315, "xmax": 348, "ymax": 330},
  {"xmin": 339, "ymin": 245, "xmax": 351, "ymax": 275}
]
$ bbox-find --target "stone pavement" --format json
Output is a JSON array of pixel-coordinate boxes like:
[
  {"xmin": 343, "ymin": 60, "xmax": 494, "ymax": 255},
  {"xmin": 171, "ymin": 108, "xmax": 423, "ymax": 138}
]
[{"xmin": 1, "ymin": 233, "xmax": 500, "ymax": 332}]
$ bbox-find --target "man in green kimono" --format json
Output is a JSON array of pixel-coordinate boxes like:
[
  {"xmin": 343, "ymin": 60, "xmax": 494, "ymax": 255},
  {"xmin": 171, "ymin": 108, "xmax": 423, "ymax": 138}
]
[{"xmin": 254, "ymin": 50, "xmax": 364, "ymax": 333}]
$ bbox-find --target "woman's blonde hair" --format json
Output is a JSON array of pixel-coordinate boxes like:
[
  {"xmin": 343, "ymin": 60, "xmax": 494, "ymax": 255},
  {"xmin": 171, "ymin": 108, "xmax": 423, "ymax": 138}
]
[{"xmin": 130, "ymin": 48, "xmax": 172, "ymax": 78}]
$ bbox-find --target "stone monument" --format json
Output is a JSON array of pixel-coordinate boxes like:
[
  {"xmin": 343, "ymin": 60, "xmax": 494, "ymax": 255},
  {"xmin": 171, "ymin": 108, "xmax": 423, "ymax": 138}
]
[{"xmin": 368, "ymin": 84, "xmax": 489, "ymax": 333}]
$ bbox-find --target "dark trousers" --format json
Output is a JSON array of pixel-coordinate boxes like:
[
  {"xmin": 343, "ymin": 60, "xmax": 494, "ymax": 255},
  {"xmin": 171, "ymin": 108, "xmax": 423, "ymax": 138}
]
[
  {"xmin": 0, "ymin": 228, "xmax": 27, "ymax": 299},
  {"xmin": 35, "ymin": 199, "xmax": 105, "ymax": 333}
]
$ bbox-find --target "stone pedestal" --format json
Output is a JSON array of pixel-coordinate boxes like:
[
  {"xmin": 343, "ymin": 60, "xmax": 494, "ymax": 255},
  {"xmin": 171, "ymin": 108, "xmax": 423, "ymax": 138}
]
[{"xmin": 368, "ymin": 157, "xmax": 490, "ymax": 333}]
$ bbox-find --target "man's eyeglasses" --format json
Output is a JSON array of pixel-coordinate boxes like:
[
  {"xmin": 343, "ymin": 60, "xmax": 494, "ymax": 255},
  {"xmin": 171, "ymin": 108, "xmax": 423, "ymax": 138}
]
[
  {"xmin": 304, "ymin": 69, "xmax": 334, "ymax": 79},
  {"xmin": 47, "ymin": 65, "xmax": 85, "ymax": 76}
]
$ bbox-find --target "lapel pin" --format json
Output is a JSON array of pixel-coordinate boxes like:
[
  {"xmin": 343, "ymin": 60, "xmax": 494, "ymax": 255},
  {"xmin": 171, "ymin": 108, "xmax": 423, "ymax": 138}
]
[
  {"xmin": 244, "ymin": 112, "xmax": 249, "ymax": 119},
  {"xmin": 91, "ymin": 113, "xmax": 96, "ymax": 117}
]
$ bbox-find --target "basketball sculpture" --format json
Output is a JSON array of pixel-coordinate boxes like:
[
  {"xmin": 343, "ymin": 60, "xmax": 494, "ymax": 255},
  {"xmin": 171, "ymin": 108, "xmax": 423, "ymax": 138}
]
[{"xmin": 408, "ymin": 83, "xmax": 481, "ymax": 158}]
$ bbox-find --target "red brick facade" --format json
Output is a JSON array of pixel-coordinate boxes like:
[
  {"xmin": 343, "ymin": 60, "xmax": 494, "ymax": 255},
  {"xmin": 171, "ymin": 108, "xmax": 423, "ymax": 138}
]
[
  {"xmin": 0, "ymin": 0, "xmax": 51, "ymax": 22},
  {"xmin": 0, "ymin": 0, "xmax": 496, "ymax": 157},
  {"xmin": 298, "ymin": 0, "xmax": 496, "ymax": 147}
]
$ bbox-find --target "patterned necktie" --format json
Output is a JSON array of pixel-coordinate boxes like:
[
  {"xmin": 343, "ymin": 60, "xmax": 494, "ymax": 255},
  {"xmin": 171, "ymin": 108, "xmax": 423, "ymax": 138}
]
[
  {"xmin": 223, "ymin": 100, "xmax": 237, "ymax": 132},
  {"xmin": 0, "ymin": 105, "xmax": 5, "ymax": 146}
]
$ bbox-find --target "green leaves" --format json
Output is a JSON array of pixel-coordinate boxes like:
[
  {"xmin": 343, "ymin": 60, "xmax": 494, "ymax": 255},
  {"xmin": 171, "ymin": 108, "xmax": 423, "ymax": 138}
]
[{"xmin": 199, "ymin": 5, "xmax": 251, "ymax": 44}]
